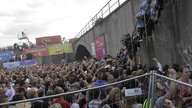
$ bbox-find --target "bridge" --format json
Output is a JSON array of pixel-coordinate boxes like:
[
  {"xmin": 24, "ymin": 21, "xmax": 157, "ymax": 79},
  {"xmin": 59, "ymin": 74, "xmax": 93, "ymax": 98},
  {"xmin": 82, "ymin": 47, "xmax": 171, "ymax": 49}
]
[{"xmin": 73, "ymin": 0, "xmax": 192, "ymax": 66}]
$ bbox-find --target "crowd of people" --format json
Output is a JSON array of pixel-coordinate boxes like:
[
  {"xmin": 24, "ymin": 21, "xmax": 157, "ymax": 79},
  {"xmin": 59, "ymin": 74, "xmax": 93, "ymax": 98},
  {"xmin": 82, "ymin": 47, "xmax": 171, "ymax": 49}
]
[
  {"xmin": 0, "ymin": 45, "xmax": 192, "ymax": 108},
  {"xmin": 0, "ymin": 49, "xmax": 135, "ymax": 108},
  {"xmin": 0, "ymin": 0, "xmax": 190, "ymax": 108}
]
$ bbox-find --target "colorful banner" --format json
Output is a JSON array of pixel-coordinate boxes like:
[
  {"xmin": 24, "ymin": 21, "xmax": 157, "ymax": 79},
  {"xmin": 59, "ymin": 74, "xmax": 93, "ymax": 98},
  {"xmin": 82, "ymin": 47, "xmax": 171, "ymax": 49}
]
[
  {"xmin": 48, "ymin": 44, "xmax": 64, "ymax": 55},
  {"xmin": 3, "ymin": 61, "xmax": 20, "ymax": 69},
  {"xmin": 23, "ymin": 47, "xmax": 49, "ymax": 57},
  {"xmin": 63, "ymin": 44, "xmax": 73, "ymax": 53},
  {"xmin": 0, "ymin": 51, "xmax": 13, "ymax": 62},
  {"xmin": 36, "ymin": 35, "xmax": 61, "ymax": 46},
  {"xmin": 20, "ymin": 59, "xmax": 37, "ymax": 67},
  {"xmin": 95, "ymin": 36, "xmax": 106, "ymax": 58},
  {"xmin": 48, "ymin": 44, "xmax": 73, "ymax": 55},
  {"xmin": 3, "ymin": 60, "xmax": 37, "ymax": 69}
]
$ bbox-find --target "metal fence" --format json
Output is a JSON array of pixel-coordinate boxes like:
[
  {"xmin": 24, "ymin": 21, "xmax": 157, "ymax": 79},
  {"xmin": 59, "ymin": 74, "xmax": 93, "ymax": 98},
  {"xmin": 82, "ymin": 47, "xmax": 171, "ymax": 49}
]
[
  {"xmin": 153, "ymin": 73, "xmax": 192, "ymax": 108},
  {"xmin": 1, "ymin": 71, "xmax": 192, "ymax": 108},
  {"xmin": 75, "ymin": 0, "xmax": 127, "ymax": 38},
  {"xmin": 0, "ymin": 73, "xmax": 150, "ymax": 107}
]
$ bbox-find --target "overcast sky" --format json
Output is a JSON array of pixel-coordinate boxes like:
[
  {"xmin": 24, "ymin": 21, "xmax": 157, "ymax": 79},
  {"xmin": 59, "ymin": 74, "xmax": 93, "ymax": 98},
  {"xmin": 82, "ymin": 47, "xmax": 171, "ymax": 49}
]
[{"xmin": 0, "ymin": 0, "xmax": 110, "ymax": 47}]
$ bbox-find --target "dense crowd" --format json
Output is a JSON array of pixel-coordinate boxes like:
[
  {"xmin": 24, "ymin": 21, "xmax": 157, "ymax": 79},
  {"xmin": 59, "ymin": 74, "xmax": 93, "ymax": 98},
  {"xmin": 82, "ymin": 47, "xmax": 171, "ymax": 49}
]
[
  {"xmin": 0, "ymin": 0, "xmax": 191, "ymax": 108},
  {"xmin": 0, "ymin": 47, "xmax": 140, "ymax": 108},
  {"xmin": 0, "ymin": 46, "xmax": 192, "ymax": 108}
]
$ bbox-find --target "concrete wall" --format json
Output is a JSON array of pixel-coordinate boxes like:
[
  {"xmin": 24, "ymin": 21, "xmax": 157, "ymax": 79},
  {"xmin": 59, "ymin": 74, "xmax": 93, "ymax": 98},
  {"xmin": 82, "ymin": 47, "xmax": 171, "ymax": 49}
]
[
  {"xmin": 73, "ymin": 0, "xmax": 142, "ymax": 58},
  {"xmin": 150, "ymin": 0, "xmax": 192, "ymax": 65},
  {"xmin": 74, "ymin": 0, "xmax": 192, "ymax": 66}
]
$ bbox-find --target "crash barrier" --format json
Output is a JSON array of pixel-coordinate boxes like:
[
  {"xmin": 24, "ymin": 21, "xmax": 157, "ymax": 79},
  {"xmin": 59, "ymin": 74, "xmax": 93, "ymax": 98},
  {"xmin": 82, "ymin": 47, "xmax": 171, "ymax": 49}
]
[
  {"xmin": 1, "ymin": 71, "xmax": 192, "ymax": 108},
  {"xmin": 153, "ymin": 73, "xmax": 192, "ymax": 108}
]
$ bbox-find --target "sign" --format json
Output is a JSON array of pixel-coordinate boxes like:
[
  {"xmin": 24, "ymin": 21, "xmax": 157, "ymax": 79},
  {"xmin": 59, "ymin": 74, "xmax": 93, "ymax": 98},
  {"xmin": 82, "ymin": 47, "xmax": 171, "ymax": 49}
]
[
  {"xmin": 95, "ymin": 36, "xmax": 106, "ymax": 58},
  {"xmin": 48, "ymin": 44, "xmax": 73, "ymax": 55},
  {"xmin": 20, "ymin": 60, "xmax": 37, "ymax": 67},
  {"xmin": 125, "ymin": 88, "xmax": 142, "ymax": 97},
  {"xmin": 63, "ymin": 44, "xmax": 73, "ymax": 53},
  {"xmin": 23, "ymin": 47, "xmax": 49, "ymax": 57},
  {"xmin": 3, "ymin": 60, "xmax": 37, "ymax": 69},
  {"xmin": 0, "ymin": 51, "xmax": 13, "ymax": 62},
  {"xmin": 3, "ymin": 61, "xmax": 20, "ymax": 69},
  {"xmin": 36, "ymin": 35, "xmax": 61, "ymax": 46},
  {"xmin": 48, "ymin": 44, "xmax": 64, "ymax": 55}
]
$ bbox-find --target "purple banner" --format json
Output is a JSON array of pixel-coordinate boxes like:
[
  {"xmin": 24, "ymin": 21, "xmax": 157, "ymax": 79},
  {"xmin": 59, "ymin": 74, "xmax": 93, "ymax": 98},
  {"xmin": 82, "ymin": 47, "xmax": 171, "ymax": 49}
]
[
  {"xmin": 3, "ymin": 60, "xmax": 37, "ymax": 69},
  {"xmin": 19, "ymin": 60, "xmax": 37, "ymax": 67}
]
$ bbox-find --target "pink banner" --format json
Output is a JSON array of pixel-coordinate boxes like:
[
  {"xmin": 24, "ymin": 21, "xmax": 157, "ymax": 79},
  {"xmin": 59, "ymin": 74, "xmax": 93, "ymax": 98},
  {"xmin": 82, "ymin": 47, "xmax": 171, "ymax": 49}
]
[{"xmin": 95, "ymin": 36, "xmax": 106, "ymax": 58}]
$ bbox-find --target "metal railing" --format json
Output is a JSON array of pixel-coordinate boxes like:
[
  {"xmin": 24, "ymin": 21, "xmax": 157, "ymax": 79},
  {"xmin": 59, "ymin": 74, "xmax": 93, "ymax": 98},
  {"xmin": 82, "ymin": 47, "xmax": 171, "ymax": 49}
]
[
  {"xmin": 1, "ymin": 71, "xmax": 192, "ymax": 107},
  {"xmin": 75, "ymin": 0, "xmax": 127, "ymax": 38},
  {"xmin": 150, "ymin": 72, "xmax": 192, "ymax": 108},
  {"xmin": 0, "ymin": 73, "xmax": 150, "ymax": 107}
]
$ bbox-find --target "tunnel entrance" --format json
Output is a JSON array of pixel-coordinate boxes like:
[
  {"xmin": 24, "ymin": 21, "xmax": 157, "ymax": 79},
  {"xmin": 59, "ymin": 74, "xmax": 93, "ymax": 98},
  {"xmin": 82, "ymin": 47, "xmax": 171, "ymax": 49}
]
[{"xmin": 75, "ymin": 45, "xmax": 91, "ymax": 61}]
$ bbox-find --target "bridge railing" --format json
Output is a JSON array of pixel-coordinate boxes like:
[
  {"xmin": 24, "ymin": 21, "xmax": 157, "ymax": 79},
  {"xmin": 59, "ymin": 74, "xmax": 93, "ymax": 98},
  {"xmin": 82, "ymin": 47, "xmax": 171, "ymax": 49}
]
[{"xmin": 75, "ymin": 0, "xmax": 127, "ymax": 38}]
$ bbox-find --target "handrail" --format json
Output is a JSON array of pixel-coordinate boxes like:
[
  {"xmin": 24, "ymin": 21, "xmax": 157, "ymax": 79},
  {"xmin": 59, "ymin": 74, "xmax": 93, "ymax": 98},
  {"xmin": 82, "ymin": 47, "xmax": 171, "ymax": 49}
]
[
  {"xmin": 154, "ymin": 73, "xmax": 192, "ymax": 88},
  {"xmin": 74, "ymin": 0, "xmax": 127, "ymax": 38},
  {"xmin": 1, "ymin": 72, "xmax": 192, "ymax": 107},
  {"xmin": 0, "ymin": 73, "xmax": 150, "ymax": 106}
]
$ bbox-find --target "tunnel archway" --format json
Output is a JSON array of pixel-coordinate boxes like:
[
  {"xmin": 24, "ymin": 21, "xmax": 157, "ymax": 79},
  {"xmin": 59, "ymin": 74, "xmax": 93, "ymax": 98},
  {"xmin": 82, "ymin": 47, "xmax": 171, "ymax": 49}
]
[{"xmin": 75, "ymin": 45, "xmax": 91, "ymax": 61}]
